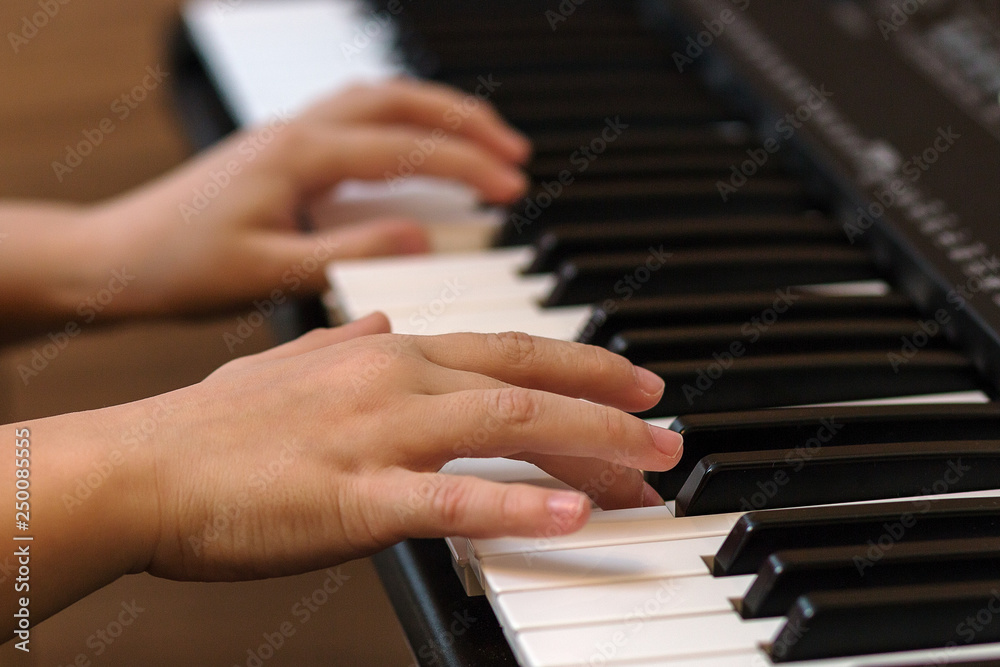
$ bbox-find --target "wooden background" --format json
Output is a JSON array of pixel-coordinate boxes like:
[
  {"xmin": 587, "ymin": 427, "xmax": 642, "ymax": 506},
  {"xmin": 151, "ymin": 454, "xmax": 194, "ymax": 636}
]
[{"xmin": 0, "ymin": 0, "xmax": 414, "ymax": 663}]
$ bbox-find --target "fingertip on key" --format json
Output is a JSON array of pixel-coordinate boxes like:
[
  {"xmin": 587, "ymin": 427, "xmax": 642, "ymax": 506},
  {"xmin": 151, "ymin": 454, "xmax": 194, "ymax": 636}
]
[
  {"xmin": 498, "ymin": 170, "xmax": 530, "ymax": 200},
  {"xmin": 634, "ymin": 366, "xmax": 665, "ymax": 398},
  {"xmin": 546, "ymin": 491, "xmax": 589, "ymax": 531},
  {"xmin": 648, "ymin": 424, "xmax": 683, "ymax": 466}
]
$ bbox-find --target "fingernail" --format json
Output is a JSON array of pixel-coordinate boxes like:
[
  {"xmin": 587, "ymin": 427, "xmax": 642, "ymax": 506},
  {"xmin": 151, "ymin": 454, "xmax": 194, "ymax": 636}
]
[
  {"xmin": 649, "ymin": 424, "xmax": 683, "ymax": 462},
  {"xmin": 642, "ymin": 482, "xmax": 665, "ymax": 507},
  {"xmin": 546, "ymin": 492, "xmax": 587, "ymax": 527},
  {"xmin": 506, "ymin": 134, "xmax": 533, "ymax": 163},
  {"xmin": 634, "ymin": 366, "xmax": 665, "ymax": 397},
  {"xmin": 501, "ymin": 170, "xmax": 529, "ymax": 196}
]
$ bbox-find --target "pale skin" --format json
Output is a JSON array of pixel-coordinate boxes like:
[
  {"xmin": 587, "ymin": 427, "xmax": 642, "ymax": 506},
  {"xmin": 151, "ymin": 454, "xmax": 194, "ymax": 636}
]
[{"xmin": 0, "ymin": 80, "xmax": 682, "ymax": 641}]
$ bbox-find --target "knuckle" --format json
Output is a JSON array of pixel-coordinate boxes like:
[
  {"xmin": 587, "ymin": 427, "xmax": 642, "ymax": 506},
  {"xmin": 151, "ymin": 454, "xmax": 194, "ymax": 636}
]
[
  {"xmin": 597, "ymin": 405, "xmax": 629, "ymax": 443},
  {"xmin": 343, "ymin": 81, "xmax": 378, "ymax": 100},
  {"xmin": 588, "ymin": 343, "xmax": 631, "ymax": 381},
  {"xmin": 496, "ymin": 486, "xmax": 524, "ymax": 531},
  {"xmin": 429, "ymin": 479, "xmax": 471, "ymax": 528},
  {"xmin": 489, "ymin": 387, "xmax": 540, "ymax": 430},
  {"xmin": 488, "ymin": 331, "xmax": 539, "ymax": 370},
  {"xmin": 273, "ymin": 122, "xmax": 312, "ymax": 157}
]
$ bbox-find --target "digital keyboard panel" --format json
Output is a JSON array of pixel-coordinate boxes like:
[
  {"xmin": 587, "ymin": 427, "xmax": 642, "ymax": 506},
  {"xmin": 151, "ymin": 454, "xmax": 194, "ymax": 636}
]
[{"xmin": 179, "ymin": 0, "xmax": 1000, "ymax": 665}]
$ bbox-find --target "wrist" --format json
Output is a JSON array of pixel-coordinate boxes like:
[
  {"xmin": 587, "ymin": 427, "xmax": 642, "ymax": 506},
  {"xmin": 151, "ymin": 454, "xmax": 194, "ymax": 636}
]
[
  {"xmin": 38, "ymin": 402, "xmax": 161, "ymax": 574},
  {"xmin": 4, "ymin": 401, "xmax": 163, "ymax": 628},
  {"xmin": 72, "ymin": 204, "xmax": 149, "ymax": 322}
]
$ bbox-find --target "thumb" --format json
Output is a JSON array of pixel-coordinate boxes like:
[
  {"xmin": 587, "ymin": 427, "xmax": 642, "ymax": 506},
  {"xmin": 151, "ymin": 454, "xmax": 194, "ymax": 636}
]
[
  {"xmin": 261, "ymin": 219, "xmax": 430, "ymax": 293},
  {"xmin": 321, "ymin": 218, "xmax": 431, "ymax": 259}
]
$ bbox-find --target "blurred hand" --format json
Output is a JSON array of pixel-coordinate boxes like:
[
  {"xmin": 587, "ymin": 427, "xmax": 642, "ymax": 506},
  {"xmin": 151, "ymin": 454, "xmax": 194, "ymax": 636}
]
[{"xmin": 83, "ymin": 78, "xmax": 531, "ymax": 318}]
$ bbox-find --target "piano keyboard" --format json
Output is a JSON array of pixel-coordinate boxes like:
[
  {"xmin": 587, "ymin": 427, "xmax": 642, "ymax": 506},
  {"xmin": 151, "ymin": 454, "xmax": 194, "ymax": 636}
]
[{"xmin": 181, "ymin": 0, "xmax": 1000, "ymax": 665}]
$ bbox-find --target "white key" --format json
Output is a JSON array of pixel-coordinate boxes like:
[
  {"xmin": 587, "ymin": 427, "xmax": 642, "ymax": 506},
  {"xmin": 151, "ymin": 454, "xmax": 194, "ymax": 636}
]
[
  {"xmin": 513, "ymin": 617, "xmax": 1000, "ymax": 667},
  {"xmin": 331, "ymin": 248, "xmax": 532, "ymax": 293},
  {"xmin": 440, "ymin": 458, "xmax": 576, "ymax": 492},
  {"xmin": 343, "ymin": 273, "xmax": 553, "ymax": 316},
  {"xmin": 495, "ymin": 573, "xmax": 753, "ymax": 630},
  {"xmin": 599, "ymin": 642, "xmax": 1000, "ymax": 666},
  {"xmin": 513, "ymin": 611, "xmax": 783, "ymax": 666},
  {"xmin": 184, "ymin": 0, "xmax": 401, "ymax": 126},
  {"xmin": 471, "ymin": 509, "xmax": 740, "ymax": 559},
  {"xmin": 386, "ymin": 307, "xmax": 592, "ymax": 339},
  {"xmin": 480, "ymin": 536, "xmax": 723, "ymax": 594}
]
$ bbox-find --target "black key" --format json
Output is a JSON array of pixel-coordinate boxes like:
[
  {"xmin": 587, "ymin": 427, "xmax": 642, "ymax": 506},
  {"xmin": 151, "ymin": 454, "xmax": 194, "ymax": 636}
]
[
  {"xmin": 543, "ymin": 246, "xmax": 875, "ymax": 307},
  {"xmin": 611, "ymin": 318, "xmax": 939, "ymax": 364},
  {"xmin": 447, "ymin": 69, "xmax": 701, "ymax": 100},
  {"xmin": 676, "ymin": 441, "xmax": 1000, "ymax": 516},
  {"xmin": 499, "ymin": 178, "xmax": 809, "ymax": 244},
  {"xmin": 577, "ymin": 292, "xmax": 916, "ymax": 347},
  {"xmin": 742, "ymin": 538, "xmax": 1000, "ymax": 618},
  {"xmin": 769, "ymin": 580, "xmax": 1000, "ymax": 662},
  {"xmin": 868, "ymin": 660, "xmax": 1000, "ymax": 666},
  {"xmin": 713, "ymin": 496, "xmax": 1000, "ymax": 576},
  {"xmin": 425, "ymin": 35, "xmax": 671, "ymax": 71},
  {"xmin": 529, "ymin": 124, "xmax": 755, "ymax": 156},
  {"xmin": 643, "ymin": 350, "xmax": 980, "ymax": 418},
  {"xmin": 402, "ymin": 13, "xmax": 645, "ymax": 39},
  {"xmin": 527, "ymin": 151, "xmax": 782, "ymax": 182},
  {"xmin": 653, "ymin": 404, "xmax": 1000, "ymax": 499},
  {"xmin": 499, "ymin": 94, "xmax": 728, "ymax": 128},
  {"xmin": 526, "ymin": 215, "xmax": 840, "ymax": 273}
]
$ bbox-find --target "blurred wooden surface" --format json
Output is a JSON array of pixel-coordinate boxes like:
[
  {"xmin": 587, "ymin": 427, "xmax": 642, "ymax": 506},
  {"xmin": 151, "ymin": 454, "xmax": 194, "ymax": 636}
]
[{"xmin": 0, "ymin": 0, "xmax": 414, "ymax": 663}]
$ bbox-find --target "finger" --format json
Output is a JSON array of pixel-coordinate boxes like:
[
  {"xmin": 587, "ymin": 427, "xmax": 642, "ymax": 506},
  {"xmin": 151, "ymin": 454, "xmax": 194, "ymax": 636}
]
[
  {"xmin": 318, "ymin": 218, "xmax": 430, "ymax": 257},
  {"xmin": 413, "ymin": 331, "xmax": 665, "ymax": 413},
  {"xmin": 406, "ymin": 389, "xmax": 683, "ymax": 472},
  {"xmin": 248, "ymin": 313, "xmax": 392, "ymax": 362},
  {"xmin": 519, "ymin": 454, "xmax": 661, "ymax": 510},
  {"xmin": 303, "ymin": 79, "xmax": 531, "ymax": 164},
  {"xmin": 370, "ymin": 469, "xmax": 591, "ymax": 541},
  {"xmin": 291, "ymin": 126, "xmax": 529, "ymax": 203},
  {"xmin": 391, "ymin": 369, "xmax": 664, "ymax": 509},
  {"xmin": 252, "ymin": 220, "xmax": 430, "ymax": 292}
]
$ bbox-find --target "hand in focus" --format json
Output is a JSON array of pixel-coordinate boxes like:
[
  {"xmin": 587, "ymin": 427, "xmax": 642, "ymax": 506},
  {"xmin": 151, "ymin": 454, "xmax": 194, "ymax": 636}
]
[
  {"xmin": 82, "ymin": 79, "xmax": 531, "ymax": 318},
  {"xmin": 122, "ymin": 316, "xmax": 681, "ymax": 581}
]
